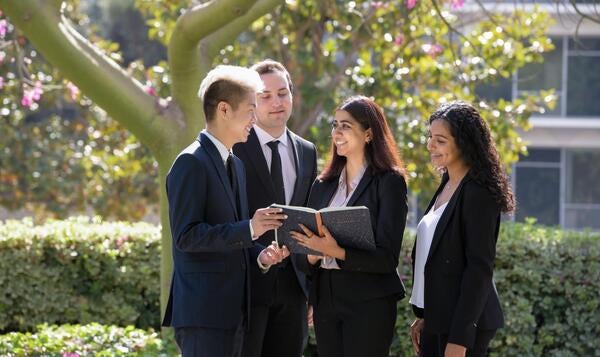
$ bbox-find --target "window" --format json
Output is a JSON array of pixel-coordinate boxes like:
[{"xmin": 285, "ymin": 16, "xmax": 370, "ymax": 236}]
[
  {"xmin": 516, "ymin": 37, "xmax": 563, "ymax": 116},
  {"xmin": 566, "ymin": 38, "xmax": 600, "ymax": 117},
  {"xmin": 565, "ymin": 150, "xmax": 600, "ymax": 229},
  {"xmin": 514, "ymin": 36, "xmax": 600, "ymax": 117},
  {"xmin": 514, "ymin": 149, "xmax": 561, "ymax": 226},
  {"xmin": 513, "ymin": 148, "xmax": 600, "ymax": 231}
]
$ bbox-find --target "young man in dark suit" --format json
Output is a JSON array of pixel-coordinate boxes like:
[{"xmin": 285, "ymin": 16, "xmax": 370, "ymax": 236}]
[
  {"xmin": 234, "ymin": 59, "xmax": 318, "ymax": 357},
  {"xmin": 162, "ymin": 65, "xmax": 290, "ymax": 357}
]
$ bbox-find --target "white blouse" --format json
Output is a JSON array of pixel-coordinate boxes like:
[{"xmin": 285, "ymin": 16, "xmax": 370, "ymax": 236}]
[
  {"xmin": 409, "ymin": 201, "xmax": 448, "ymax": 308},
  {"xmin": 320, "ymin": 165, "xmax": 367, "ymax": 270}
]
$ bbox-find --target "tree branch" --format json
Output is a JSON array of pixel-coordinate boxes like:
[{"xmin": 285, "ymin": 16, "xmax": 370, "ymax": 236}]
[
  {"xmin": 202, "ymin": 0, "xmax": 284, "ymax": 59},
  {"xmin": 568, "ymin": 0, "xmax": 600, "ymax": 25},
  {"xmin": 0, "ymin": 0, "xmax": 174, "ymax": 153},
  {"xmin": 169, "ymin": 0, "xmax": 275, "ymax": 132}
]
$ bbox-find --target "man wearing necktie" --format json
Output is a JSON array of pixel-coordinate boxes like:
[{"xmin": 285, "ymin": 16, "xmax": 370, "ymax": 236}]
[
  {"xmin": 234, "ymin": 60, "xmax": 318, "ymax": 357},
  {"xmin": 162, "ymin": 65, "xmax": 291, "ymax": 357}
]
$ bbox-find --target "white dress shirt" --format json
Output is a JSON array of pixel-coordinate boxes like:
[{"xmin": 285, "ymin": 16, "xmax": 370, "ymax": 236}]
[
  {"xmin": 320, "ymin": 164, "xmax": 367, "ymax": 270},
  {"xmin": 253, "ymin": 125, "xmax": 297, "ymax": 204},
  {"xmin": 409, "ymin": 201, "xmax": 448, "ymax": 308}
]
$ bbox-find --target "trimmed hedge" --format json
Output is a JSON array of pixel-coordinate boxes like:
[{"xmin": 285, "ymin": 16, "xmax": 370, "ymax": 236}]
[
  {"xmin": 0, "ymin": 323, "xmax": 176, "ymax": 356},
  {"xmin": 389, "ymin": 222, "xmax": 600, "ymax": 357},
  {"xmin": 0, "ymin": 217, "xmax": 161, "ymax": 333},
  {"xmin": 1, "ymin": 218, "xmax": 599, "ymax": 355}
]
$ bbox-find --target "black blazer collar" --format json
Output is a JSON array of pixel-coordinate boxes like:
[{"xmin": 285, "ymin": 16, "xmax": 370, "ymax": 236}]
[
  {"xmin": 317, "ymin": 167, "xmax": 374, "ymax": 209},
  {"xmin": 426, "ymin": 171, "xmax": 472, "ymax": 262},
  {"xmin": 198, "ymin": 132, "xmax": 239, "ymax": 218}
]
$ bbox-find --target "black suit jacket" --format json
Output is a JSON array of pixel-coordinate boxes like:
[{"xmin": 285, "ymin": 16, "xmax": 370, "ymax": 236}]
[
  {"xmin": 162, "ymin": 133, "xmax": 262, "ymax": 329},
  {"xmin": 411, "ymin": 172, "xmax": 504, "ymax": 348},
  {"xmin": 300, "ymin": 169, "xmax": 408, "ymax": 304},
  {"xmin": 233, "ymin": 128, "xmax": 317, "ymax": 304}
]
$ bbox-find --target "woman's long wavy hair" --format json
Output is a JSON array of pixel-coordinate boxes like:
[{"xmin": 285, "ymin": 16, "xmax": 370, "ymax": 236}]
[
  {"xmin": 429, "ymin": 101, "xmax": 515, "ymax": 213},
  {"xmin": 320, "ymin": 96, "xmax": 406, "ymax": 181}
]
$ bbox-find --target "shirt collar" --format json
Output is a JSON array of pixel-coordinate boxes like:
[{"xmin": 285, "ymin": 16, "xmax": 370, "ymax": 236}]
[
  {"xmin": 254, "ymin": 124, "xmax": 289, "ymax": 148},
  {"xmin": 338, "ymin": 163, "xmax": 368, "ymax": 191},
  {"xmin": 202, "ymin": 129, "xmax": 231, "ymax": 164}
]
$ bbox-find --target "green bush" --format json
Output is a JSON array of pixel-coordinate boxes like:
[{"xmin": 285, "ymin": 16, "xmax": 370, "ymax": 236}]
[
  {"xmin": 0, "ymin": 323, "xmax": 177, "ymax": 356},
  {"xmin": 0, "ymin": 217, "xmax": 161, "ymax": 333},
  {"xmin": 1, "ymin": 218, "xmax": 598, "ymax": 356}
]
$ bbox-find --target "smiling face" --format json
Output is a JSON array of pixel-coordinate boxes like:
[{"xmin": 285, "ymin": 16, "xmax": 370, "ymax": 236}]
[
  {"xmin": 331, "ymin": 110, "xmax": 370, "ymax": 160},
  {"xmin": 427, "ymin": 118, "xmax": 463, "ymax": 170},
  {"xmin": 255, "ymin": 71, "xmax": 292, "ymax": 136},
  {"xmin": 225, "ymin": 91, "xmax": 257, "ymax": 145}
]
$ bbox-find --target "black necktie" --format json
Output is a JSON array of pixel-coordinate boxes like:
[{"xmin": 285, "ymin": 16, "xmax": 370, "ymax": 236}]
[
  {"xmin": 226, "ymin": 153, "xmax": 240, "ymax": 214},
  {"xmin": 267, "ymin": 140, "xmax": 285, "ymax": 204}
]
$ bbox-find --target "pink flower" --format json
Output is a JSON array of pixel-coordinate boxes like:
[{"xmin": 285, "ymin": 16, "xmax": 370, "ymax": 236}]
[
  {"xmin": 395, "ymin": 34, "xmax": 405, "ymax": 46},
  {"xmin": 21, "ymin": 82, "xmax": 43, "ymax": 108},
  {"xmin": 116, "ymin": 235, "xmax": 129, "ymax": 249},
  {"xmin": 66, "ymin": 82, "xmax": 80, "ymax": 100},
  {"xmin": 372, "ymin": 1, "xmax": 385, "ymax": 8},
  {"xmin": 62, "ymin": 353, "xmax": 79, "ymax": 357},
  {"xmin": 145, "ymin": 86, "xmax": 157, "ymax": 96},
  {"xmin": 452, "ymin": 0, "xmax": 465, "ymax": 10},
  {"xmin": 424, "ymin": 43, "xmax": 443, "ymax": 57},
  {"xmin": 32, "ymin": 81, "xmax": 43, "ymax": 101},
  {"xmin": 144, "ymin": 81, "xmax": 157, "ymax": 96},
  {"xmin": 406, "ymin": 0, "xmax": 417, "ymax": 9},
  {"xmin": 0, "ymin": 20, "xmax": 7, "ymax": 39},
  {"xmin": 21, "ymin": 91, "xmax": 34, "ymax": 108},
  {"xmin": 0, "ymin": 77, "xmax": 3, "ymax": 90}
]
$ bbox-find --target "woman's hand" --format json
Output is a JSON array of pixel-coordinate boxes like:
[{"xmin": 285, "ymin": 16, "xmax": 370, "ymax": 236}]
[
  {"xmin": 307, "ymin": 254, "xmax": 322, "ymax": 265},
  {"xmin": 290, "ymin": 224, "xmax": 345, "ymax": 260},
  {"xmin": 444, "ymin": 343, "xmax": 466, "ymax": 357},
  {"xmin": 410, "ymin": 318, "xmax": 424, "ymax": 355}
]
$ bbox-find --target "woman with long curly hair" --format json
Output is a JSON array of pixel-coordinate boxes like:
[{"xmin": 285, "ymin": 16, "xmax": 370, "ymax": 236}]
[
  {"xmin": 409, "ymin": 101, "xmax": 514, "ymax": 357},
  {"xmin": 291, "ymin": 95, "xmax": 408, "ymax": 357}
]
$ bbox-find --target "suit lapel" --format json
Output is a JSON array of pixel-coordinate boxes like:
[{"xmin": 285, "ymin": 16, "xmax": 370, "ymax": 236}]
[
  {"xmin": 288, "ymin": 129, "xmax": 303, "ymax": 205},
  {"xmin": 233, "ymin": 156, "xmax": 247, "ymax": 219},
  {"xmin": 318, "ymin": 178, "xmax": 339, "ymax": 209},
  {"xmin": 198, "ymin": 133, "xmax": 238, "ymax": 218},
  {"xmin": 242, "ymin": 129, "xmax": 277, "ymax": 201},
  {"xmin": 426, "ymin": 173, "xmax": 471, "ymax": 263},
  {"xmin": 347, "ymin": 169, "xmax": 374, "ymax": 207}
]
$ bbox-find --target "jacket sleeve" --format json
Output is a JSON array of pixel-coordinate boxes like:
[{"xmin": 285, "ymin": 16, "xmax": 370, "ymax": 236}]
[
  {"xmin": 339, "ymin": 172, "xmax": 408, "ymax": 274},
  {"xmin": 167, "ymin": 154, "xmax": 253, "ymax": 253},
  {"xmin": 447, "ymin": 183, "xmax": 500, "ymax": 348}
]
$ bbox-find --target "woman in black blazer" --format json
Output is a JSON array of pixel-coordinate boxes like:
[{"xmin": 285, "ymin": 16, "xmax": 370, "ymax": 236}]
[
  {"xmin": 290, "ymin": 96, "xmax": 408, "ymax": 357},
  {"xmin": 409, "ymin": 101, "xmax": 515, "ymax": 357}
]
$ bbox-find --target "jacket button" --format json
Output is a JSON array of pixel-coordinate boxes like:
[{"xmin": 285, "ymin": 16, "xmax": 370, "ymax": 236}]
[
  {"xmin": 445, "ymin": 259, "xmax": 450, "ymax": 264},
  {"xmin": 473, "ymin": 322, "xmax": 477, "ymax": 327}
]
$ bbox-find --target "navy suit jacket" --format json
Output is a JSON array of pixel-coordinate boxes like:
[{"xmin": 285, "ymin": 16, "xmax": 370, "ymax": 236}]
[
  {"xmin": 162, "ymin": 132, "xmax": 262, "ymax": 329},
  {"xmin": 299, "ymin": 168, "xmax": 408, "ymax": 304},
  {"xmin": 233, "ymin": 128, "xmax": 317, "ymax": 304},
  {"xmin": 411, "ymin": 172, "xmax": 504, "ymax": 348}
]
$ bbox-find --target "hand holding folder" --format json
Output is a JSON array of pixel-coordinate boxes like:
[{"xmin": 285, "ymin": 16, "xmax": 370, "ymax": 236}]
[{"xmin": 271, "ymin": 204, "xmax": 375, "ymax": 255}]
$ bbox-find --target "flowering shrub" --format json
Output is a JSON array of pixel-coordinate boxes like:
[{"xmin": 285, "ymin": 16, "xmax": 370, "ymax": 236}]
[
  {"xmin": 0, "ymin": 218, "xmax": 161, "ymax": 332},
  {"xmin": 0, "ymin": 324, "xmax": 177, "ymax": 356}
]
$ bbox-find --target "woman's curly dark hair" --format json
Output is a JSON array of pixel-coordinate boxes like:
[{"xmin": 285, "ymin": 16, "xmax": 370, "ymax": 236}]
[{"xmin": 429, "ymin": 101, "xmax": 515, "ymax": 213}]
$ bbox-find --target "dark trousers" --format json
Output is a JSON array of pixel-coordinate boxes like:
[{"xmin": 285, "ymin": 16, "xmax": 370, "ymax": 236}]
[
  {"xmin": 174, "ymin": 319, "xmax": 245, "ymax": 357},
  {"xmin": 419, "ymin": 328, "xmax": 496, "ymax": 357},
  {"xmin": 313, "ymin": 270, "xmax": 398, "ymax": 357},
  {"xmin": 242, "ymin": 264, "xmax": 308, "ymax": 357}
]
